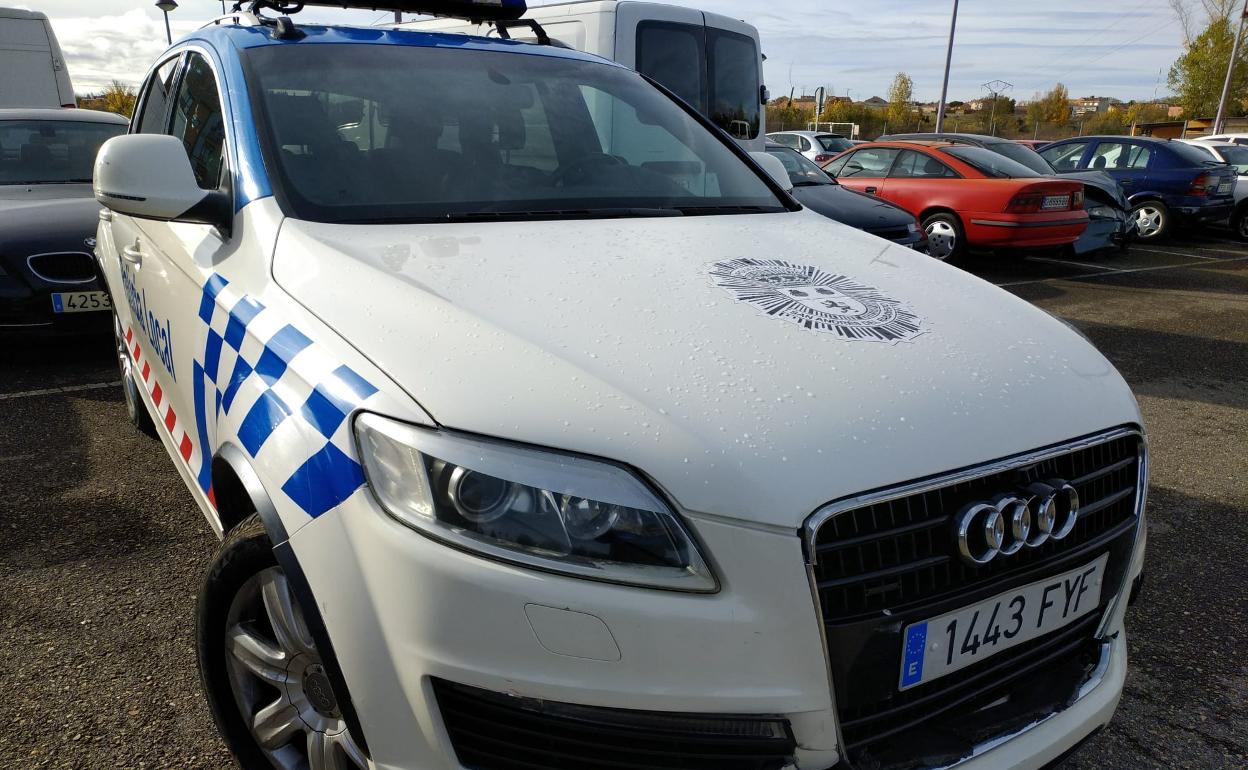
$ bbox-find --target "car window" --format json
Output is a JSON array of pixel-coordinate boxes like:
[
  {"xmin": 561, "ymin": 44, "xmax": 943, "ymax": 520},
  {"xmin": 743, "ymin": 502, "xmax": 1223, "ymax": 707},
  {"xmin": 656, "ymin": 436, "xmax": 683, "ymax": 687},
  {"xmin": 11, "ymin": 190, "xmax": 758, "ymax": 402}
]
[
  {"xmin": 636, "ymin": 21, "xmax": 705, "ymax": 116},
  {"xmin": 769, "ymin": 133, "xmax": 798, "ymax": 149},
  {"xmin": 1218, "ymin": 145, "xmax": 1248, "ymax": 174},
  {"xmin": 837, "ymin": 147, "xmax": 899, "ymax": 177},
  {"xmin": 1124, "ymin": 145, "xmax": 1151, "ymax": 170},
  {"xmin": 984, "ymin": 141, "xmax": 1053, "ymax": 174},
  {"xmin": 1088, "ymin": 142, "xmax": 1127, "ymax": 170},
  {"xmin": 1040, "ymin": 141, "xmax": 1088, "ymax": 171},
  {"xmin": 707, "ymin": 28, "xmax": 759, "ymax": 140},
  {"xmin": 0, "ymin": 119, "xmax": 125, "ymax": 184},
  {"xmin": 243, "ymin": 44, "xmax": 783, "ymax": 223},
  {"xmin": 169, "ymin": 52, "xmax": 227, "ymax": 191},
  {"xmin": 816, "ymin": 135, "xmax": 853, "ymax": 153},
  {"xmin": 822, "ymin": 152, "xmax": 851, "ymax": 176},
  {"xmin": 766, "ymin": 146, "xmax": 833, "ymax": 186},
  {"xmin": 134, "ymin": 56, "xmax": 181, "ymax": 135},
  {"xmin": 1168, "ymin": 140, "xmax": 1224, "ymax": 166},
  {"xmin": 941, "ymin": 146, "xmax": 1041, "ymax": 178},
  {"xmin": 891, "ymin": 149, "xmax": 957, "ymax": 178},
  {"xmin": 798, "ymin": 136, "xmax": 811, "ymax": 152}
]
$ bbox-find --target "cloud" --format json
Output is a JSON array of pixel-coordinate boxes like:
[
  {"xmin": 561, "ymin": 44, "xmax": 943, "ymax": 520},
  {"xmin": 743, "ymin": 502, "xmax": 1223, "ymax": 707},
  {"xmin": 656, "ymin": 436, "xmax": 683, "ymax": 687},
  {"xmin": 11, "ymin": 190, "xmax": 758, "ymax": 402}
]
[{"xmin": 48, "ymin": 9, "xmax": 202, "ymax": 93}]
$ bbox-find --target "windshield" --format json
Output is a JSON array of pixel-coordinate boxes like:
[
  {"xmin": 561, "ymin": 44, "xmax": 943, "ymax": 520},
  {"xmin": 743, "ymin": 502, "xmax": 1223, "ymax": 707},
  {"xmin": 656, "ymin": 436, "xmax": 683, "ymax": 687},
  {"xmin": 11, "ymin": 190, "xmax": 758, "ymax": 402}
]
[
  {"xmin": 766, "ymin": 146, "xmax": 834, "ymax": 186},
  {"xmin": 983, "ymin": 141, "xmax": 1053, "ymax": 174},
  {"xmin": 816, "ymin": 135, "xmax": 853, "ymax": 153},
  {"xmin": 0, "ymin": 120, "xmax": 125, "ymax": 185},
  {"xmin": 1216, "ymin": 145, "xmax": 1248, "ymax": 174},
  {"xmin": 243, "ymin": 44, "xmax": 782, "ymax": 223},
  {"xmin": 941, "ymin": 146, "xmax": 1042, "ymax": 178}
]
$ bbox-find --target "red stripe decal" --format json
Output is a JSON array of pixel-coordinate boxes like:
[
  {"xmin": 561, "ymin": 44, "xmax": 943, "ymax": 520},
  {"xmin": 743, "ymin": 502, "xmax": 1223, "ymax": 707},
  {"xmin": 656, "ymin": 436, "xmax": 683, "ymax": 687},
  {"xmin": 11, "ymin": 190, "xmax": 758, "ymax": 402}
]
[
  {"xmin": 151, "ymin": 383, "xmax": 163, "ymax": 407},
  {"xmin": 132, "ymin": 342, "xmax": 141, "ymax": 361},
  {"xmin": 125, "ymin": 327, "xmax": 133, "ymax": 343},
  {"xmin": 179, "ymin": 434, "xmax": 193, "ymax": 462},
  {"xmin": 206, "ymin": 485, "xmax": 216, "ymax": 509},
  {"xmin": 141, "ymin": 361, "xmax": 151, "ymax": 382},
  {"xmin": 164, "ymin": 406, "xmax": 176, "ymax": 431}
]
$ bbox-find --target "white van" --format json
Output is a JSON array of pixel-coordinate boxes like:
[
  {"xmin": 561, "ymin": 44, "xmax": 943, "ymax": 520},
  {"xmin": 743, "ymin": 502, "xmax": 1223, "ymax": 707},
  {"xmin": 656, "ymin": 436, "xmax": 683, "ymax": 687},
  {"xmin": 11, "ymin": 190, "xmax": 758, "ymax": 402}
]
[
  {"xmin": 403, "ymin": 1, "xmax": 768, "ymax": 150},
  {"xmin": 0, "ymin": 8, "xmax": 75, "ymax": 109}
]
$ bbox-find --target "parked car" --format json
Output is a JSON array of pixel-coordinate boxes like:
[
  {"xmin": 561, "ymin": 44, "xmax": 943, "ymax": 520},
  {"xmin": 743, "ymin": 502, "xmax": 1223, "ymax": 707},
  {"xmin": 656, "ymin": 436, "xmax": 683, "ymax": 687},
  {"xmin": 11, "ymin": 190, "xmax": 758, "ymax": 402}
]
[
  {"xmin": 0, "ymin": 8, "xmax": 76, "ymax": 108},
  {"xmin": 824, "ymin": 140, "xmax": 1088, "ymax": 261},
  {"xmin": 1193, "ymin": 132, "xmax": 1248, "ymax": 145},
  {"xmin": 0, "ymin": 108, "xmax": 127, "ymax": 335},
  {"xmin": 1014, "ymin": 139, "xmax": 1050, "ymax": 151},
  {"xmin": 882, "ymin": 132, "xmax": 1134, "ymax": 255},
  {"xmin": 767, "ymin": 130, "xmax": 856, "ymax": 164},
  {"xmin": 1040, "ymin": 136, "xmax": 1236, "ymax": 241},
  {"xmin": 1177, "ymin": 138, "xmax": 1248, "ymax": 239},
  {"xmin": 765, "ymin": 142, "xmax": 925, "ymax": 249},
  {"xmin": 95, "ymin": 4, "xmax": 1146, "ymax": 770}
]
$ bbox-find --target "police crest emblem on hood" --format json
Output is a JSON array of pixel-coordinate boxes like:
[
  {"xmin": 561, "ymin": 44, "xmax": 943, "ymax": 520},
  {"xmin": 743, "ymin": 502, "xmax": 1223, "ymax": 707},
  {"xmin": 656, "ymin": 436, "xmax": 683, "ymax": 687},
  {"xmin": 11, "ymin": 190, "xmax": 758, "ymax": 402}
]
[{"xmin": 709, "ymin": 258, "xmax": 925, "ymax": 342}]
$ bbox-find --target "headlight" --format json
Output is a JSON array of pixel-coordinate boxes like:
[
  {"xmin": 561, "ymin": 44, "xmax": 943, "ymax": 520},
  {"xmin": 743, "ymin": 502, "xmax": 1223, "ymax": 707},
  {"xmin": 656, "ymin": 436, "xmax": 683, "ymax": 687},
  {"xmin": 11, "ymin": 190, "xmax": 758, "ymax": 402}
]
[{"xmin": 354, "ymin": 413, "xmax": 716, "ymax": 592}]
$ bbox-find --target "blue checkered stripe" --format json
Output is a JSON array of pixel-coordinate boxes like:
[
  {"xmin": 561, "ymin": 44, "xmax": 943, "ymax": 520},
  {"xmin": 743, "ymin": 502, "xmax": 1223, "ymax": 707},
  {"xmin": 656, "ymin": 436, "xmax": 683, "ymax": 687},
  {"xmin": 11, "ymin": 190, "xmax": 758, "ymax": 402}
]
[{"xmin": 195, "ymin": 274, "xmax": 379, "ymax": 518}]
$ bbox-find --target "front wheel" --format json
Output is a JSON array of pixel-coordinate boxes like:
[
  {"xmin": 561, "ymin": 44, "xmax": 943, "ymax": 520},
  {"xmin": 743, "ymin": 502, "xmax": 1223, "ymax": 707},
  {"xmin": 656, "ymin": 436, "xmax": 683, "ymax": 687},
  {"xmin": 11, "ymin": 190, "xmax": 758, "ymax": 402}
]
[
  {"xmin": 1232, "ymin": 203, "xmax": 1248, "ymax": 241},
  {"xmin": 1131, "ymin": 201, "xmax": 1169, "ymax": 241},
  {"xmin": 922, "ymin": 212, "xmax": 965, "ymax": 262},
  {"xmin": 197, "ymin": 515, "xmax": 368, "ymax": 770}
]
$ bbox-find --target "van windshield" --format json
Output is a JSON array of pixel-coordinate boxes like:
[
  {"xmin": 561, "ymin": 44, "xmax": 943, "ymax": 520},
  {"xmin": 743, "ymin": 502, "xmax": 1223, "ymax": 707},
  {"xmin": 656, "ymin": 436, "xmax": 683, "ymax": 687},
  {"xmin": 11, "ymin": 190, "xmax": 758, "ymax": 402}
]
[
  {"xmin": 0, "ymin": 120, "xmax": 125, "ymax": 185},
  {"xmin": 242, "ymin": 44, "xmax": 784, "ymax": 224}
]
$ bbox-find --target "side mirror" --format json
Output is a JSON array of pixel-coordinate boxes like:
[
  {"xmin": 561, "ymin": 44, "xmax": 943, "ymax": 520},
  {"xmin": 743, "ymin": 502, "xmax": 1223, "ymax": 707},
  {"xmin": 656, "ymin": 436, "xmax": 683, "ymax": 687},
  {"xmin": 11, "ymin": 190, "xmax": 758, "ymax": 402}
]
[
  {"xmin": 94, "ymin": 134, "xmax": 229, "ymax": 229},
  {"xmin": 749, "ymin": 151, "xmax": 794, "ymax": 193}
]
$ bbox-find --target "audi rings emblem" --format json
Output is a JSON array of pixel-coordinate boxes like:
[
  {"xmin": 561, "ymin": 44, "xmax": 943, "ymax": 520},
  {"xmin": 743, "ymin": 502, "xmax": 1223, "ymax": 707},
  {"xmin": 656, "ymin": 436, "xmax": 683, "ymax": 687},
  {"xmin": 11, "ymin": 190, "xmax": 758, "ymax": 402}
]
[{"xmin": 955, "ymin": 480, "xmax": 1080, "ymax": 565}]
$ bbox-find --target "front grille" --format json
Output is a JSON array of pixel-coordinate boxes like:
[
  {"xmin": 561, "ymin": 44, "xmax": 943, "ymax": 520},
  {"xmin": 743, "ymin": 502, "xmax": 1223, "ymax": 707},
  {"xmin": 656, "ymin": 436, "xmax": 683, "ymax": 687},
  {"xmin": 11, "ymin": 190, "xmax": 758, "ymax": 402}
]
[
  {"xmin": 26, "ymin": 252, "xmax": 96, "ymax": 283},
  {"xmin": 811, "ymin": 430, "xmax": 1142, "ymax": 768},
  {"xmin": 433, "ymin": 679, "xmax": 796, "ymax": 770}
]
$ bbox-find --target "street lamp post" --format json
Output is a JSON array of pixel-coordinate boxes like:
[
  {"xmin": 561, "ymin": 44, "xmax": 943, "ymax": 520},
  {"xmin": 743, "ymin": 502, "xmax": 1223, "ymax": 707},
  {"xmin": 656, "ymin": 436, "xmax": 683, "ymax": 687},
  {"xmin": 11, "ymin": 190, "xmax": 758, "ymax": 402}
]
[
  {"xmin": 934, "ymin": 0, "xmax": 959, "ymax": 133},
  {"xmin": 1214, "ymin": 0, "xmax": 1248, "ymax": 134},
  {"xmin": 155, "ymin": 0, "xmax": 178, "ymax": 45}
]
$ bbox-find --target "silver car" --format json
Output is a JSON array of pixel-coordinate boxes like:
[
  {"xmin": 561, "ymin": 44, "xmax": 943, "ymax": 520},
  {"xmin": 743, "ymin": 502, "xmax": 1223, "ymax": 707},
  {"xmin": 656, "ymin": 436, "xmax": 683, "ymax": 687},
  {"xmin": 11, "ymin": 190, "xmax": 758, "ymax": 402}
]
[{"xmin": 766, "ymin": 130, "xmax": 855, "ymax": 165}]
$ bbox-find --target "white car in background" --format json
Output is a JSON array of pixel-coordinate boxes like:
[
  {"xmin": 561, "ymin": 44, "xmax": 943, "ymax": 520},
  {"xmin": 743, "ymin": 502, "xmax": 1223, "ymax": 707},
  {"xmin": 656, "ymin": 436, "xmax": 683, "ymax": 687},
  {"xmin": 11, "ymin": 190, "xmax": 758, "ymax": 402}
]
[
  {"xmin": 0, "ymin": 8, "xmax": 76, "ymax": 108},
  {"xmin": 1193, "ymin": 132, "xmax": 1248, "ymax": 146},
  {"xmin": 94, "ymin": 2, "xmax": 1148, "ymax": 769},
  {"xmin": 1178, "ymin": 138, "xmax": 1248, "ymax": 239},
  {"xmin": 767, "ymin": 130, "xmax": 857, "ymax": 165}
]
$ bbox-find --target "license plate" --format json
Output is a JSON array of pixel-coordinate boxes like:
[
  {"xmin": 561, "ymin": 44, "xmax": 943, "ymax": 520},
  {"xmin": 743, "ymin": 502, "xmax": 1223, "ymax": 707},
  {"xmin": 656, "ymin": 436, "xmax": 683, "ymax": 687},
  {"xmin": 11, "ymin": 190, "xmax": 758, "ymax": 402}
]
[
  {"xmin": 898, "ymin": 553, "xmax": 1108, "ymax": 690},
  {"xmin": 1218, "ymin": 182, "xmax": 1232, "ymax": 195},
  {"xmin": 1041, "ymin": 195, "xmax": 1070, "ymax": 210},
  {"xmin": 51, "ymin": 291, "xmax": 112, "ymax": 313}
]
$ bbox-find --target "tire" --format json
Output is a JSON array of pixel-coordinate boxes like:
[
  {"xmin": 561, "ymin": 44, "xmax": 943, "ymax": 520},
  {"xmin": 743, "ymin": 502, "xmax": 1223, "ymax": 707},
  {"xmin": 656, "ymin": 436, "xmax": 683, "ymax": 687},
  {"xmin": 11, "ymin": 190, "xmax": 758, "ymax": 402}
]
[
  {"xmin": 1131, "ymin": 200, "xmax": 1169, "ymax": 241},
  {"xmin": 922, "ymin": 212, "xmax": 965, "ymax": 263},
  {"xmin": 1232, "ymin": 203, "xmax": 1248, "ymax": 242},
  {"xmin": 197, "ymin": 515, "xmax": 368, "ymax": 770},
  {"xmin": 114, "ymin": 310, "xmax": 157, "ymax": 438}
]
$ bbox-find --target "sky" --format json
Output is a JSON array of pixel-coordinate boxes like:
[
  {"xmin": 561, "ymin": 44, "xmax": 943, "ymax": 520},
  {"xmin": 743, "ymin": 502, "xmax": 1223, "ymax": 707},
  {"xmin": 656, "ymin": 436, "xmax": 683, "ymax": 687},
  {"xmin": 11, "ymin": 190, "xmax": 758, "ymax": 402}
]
[{"xmin": 27, "ymin": 0, "xmax": 1186, "ymax": 102}]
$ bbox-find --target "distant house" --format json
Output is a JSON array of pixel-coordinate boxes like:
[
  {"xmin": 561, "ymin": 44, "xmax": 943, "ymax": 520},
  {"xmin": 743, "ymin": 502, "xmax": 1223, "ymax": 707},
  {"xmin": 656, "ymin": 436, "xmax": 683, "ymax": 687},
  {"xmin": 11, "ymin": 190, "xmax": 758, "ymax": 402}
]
[
  {"xmin": 1071, "ymin": 96, "xmax": 1115, "ymax": 116},
  {"xmin": 861, "ymin": 96, "xmax": 888, "ymax": 108}
]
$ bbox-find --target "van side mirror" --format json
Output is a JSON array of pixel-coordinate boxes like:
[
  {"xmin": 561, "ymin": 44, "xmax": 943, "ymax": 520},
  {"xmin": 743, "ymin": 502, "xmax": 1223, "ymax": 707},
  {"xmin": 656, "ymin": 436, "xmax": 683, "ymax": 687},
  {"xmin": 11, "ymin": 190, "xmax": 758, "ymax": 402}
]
[
  {"xmin": 749, "ymin": 151, "xmax": 794, "ymax": 193},
  {"xmin": 94, "ymin": 134, "xmax": 230, "ymax": 230}
]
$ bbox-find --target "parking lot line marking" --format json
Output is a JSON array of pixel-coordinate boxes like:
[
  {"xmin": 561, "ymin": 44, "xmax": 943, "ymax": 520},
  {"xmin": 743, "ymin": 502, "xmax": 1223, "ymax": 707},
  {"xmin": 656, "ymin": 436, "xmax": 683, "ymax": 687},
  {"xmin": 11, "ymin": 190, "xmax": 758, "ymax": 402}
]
[
  {"xmin": 1025, "ymin": 257, "xmax": 1112, "ymax": 272},
  {"xmin": 0, "ymin": 381, "xmax": 120, "ymax": 401},
  {"xmin": 1131, "ymin": 246, "xmax": 1221, "ymax": 261},
  {"xmin": 995, "ymin": 254, "xmax": 1248, "ymax": 287}
]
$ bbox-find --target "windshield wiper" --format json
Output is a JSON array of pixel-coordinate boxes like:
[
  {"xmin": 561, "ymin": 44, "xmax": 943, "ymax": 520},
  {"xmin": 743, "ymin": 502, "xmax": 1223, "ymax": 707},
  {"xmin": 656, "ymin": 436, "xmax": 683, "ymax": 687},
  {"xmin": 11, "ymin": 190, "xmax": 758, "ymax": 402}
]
[
  {"xmin": 671, "ymin": 205, "xmax": 782, "ymax": 216},
  {"xmin": 445, "ymin": 207, "xmax": 685, "ymax": 222}
]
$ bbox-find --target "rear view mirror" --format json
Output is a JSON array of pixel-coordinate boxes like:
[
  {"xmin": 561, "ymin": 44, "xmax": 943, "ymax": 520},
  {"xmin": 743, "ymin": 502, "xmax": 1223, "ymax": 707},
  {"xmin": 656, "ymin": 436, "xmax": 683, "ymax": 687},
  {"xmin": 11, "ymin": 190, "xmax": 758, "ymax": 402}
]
[
  {"xmin": 749, "ymin": 151, "xmax": 794, "ymax": 193},
  {"xmin": 94, "ymin": 134, "xmax": 229, "ymax": 229}
]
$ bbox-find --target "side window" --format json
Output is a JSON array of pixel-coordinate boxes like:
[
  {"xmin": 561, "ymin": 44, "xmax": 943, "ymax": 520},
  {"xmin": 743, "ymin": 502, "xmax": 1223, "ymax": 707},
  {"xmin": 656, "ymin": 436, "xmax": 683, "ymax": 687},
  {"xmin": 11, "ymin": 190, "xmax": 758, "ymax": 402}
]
[
  {"xmin": 838, "ymin": 147, "xmax": 899, "ymax": 177},
  {"xmin": 772, "ymin": 134, "xmax": 799, "ymax": 149},
  {"xmin": 1041, "ymin": 142, "xmax": 1088, "ymax": 172},
  {"xmin": 1088, "ymin": 142, "xmax": 1126, "ymax": 170},
  {"xmin": 636, "ymin": 22, "xmax": 707, "ymax": 115},
  {"xmin": 799, "ymin": 136, "xmax": 812, "ymax": 152},
  {"xmin": 823, "ymin": 153, "xmax": 852, "ymax": 176},
  {"xmin": 1125, "ymin": 145, "xmax": 1152, "ymax": 169},
  {"xmin": 891, "ymin": 149, "xmax": 956, "ymax": 178},
  {"xmin": 707, "ymin": 28, "xmax": 760, "ymax": 140},
  {"xmin": 134, "ymin": 56, "xmax": 181, "ymax": 135},
  {"xmin": 169, "ymin": 52, "xmax": 227, "ymax": 190}
]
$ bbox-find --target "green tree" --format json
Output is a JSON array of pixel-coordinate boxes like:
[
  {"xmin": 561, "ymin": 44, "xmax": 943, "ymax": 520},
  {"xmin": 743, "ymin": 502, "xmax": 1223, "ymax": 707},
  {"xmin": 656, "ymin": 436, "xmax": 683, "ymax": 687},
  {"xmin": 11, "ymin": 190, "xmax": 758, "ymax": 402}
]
[
  {"xmin": 1168, "ymin": 14, "xmax": 1248, "ymax": 118},
  {"xmin": 1039, "ymin": 83, "xmax": 1072, "ymax": 124},
  {"xmin": 885, "ymin": 72, "xmax": 914, "ymax": 131}
]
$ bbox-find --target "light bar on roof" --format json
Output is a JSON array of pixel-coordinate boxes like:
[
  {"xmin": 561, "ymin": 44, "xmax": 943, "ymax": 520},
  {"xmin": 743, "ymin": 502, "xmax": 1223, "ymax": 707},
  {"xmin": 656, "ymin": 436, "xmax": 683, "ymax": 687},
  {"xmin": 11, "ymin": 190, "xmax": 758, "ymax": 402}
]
[{"xmin": 297, "ymin": 0, "xmax": 526, "ymax": 22}]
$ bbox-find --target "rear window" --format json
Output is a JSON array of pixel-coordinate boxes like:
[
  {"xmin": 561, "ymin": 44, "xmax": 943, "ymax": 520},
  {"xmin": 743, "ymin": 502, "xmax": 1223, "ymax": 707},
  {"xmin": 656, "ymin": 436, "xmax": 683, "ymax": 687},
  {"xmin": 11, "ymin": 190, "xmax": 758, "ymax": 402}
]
[
  {"xmin": 0, "ymin": 119, "xmax": 125, "ymax": 185},
  {"xmin": 941, "ymin": 146, "xmax": 1042, "ymax": 178},
  {"xmin": 1167, "ymin": 141, "xmax": 1224, "ymax": 167},
  {"xmin": 816, "ymin": 135, "xmax": 853, "ymax": 153},
  {"xmin": 982, "ymin": 141, "xmax": 1052, "ymax": 174},
  {"xmin": 1218, "ymin": 145, "xmax": 1248, "ymax": 174}
]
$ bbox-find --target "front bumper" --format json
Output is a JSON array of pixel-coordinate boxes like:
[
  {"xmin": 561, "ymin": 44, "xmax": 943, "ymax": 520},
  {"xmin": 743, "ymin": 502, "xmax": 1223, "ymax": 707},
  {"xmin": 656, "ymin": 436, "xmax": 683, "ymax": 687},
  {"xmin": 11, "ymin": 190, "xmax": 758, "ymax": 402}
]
[{"xmin": 288, "ymin": 456, "xmax": 1145, "ymax": 770}]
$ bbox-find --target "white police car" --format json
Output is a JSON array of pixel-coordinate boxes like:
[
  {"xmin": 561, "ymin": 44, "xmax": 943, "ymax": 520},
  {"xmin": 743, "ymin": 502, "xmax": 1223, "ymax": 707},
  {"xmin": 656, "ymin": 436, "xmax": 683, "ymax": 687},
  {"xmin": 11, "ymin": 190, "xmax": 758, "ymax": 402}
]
[{"xmin": 94, "ymin": 2, "xmax": 1148, "ymax": 769}]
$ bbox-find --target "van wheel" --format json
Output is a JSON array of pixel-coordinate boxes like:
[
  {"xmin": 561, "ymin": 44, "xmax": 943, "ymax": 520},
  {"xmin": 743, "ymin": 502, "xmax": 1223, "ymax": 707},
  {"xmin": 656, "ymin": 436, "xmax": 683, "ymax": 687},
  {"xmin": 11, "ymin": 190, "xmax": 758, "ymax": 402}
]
[
  {"xmin": 114, "ymin": 311, "xmax": 156, "ymax": 437},
  {"xmin": 197, "ymin": 515, "xmax": 368, "ymax": 770},
  {"xmin": 1131, "ymin": 201, "xmax": 1169, "ymax": 241},
  {"xmin": 922, "ymin": 213, "xmax": 965, "ymax": 262},
  {"xmin": 1232, "ymin": 203, "xmax": 1248, "ymax": 241}
]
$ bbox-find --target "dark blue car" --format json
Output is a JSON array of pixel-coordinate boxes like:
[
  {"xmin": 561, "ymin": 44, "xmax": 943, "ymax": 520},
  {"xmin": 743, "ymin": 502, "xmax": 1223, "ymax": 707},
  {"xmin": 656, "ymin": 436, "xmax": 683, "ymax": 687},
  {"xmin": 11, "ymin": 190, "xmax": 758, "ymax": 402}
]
[{"xmin": 1040, "ymin": 136, "xmax": 1236, "ymax": 241}]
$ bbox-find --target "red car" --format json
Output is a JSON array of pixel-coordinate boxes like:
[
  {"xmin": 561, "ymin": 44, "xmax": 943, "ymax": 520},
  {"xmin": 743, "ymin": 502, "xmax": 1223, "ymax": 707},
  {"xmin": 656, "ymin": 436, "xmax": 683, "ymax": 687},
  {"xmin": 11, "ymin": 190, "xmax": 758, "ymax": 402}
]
[{"xmin": 822, "ymin": 141, "xmax": 1088, "ymax": 261}]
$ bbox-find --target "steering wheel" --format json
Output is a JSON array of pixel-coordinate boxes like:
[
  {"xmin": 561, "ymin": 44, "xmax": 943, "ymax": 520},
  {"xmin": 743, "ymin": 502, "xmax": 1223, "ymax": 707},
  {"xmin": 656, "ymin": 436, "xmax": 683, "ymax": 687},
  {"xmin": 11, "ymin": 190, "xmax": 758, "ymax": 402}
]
[{"xmin": 550, "ymin": 153, "xmax": 626, "ymax": 188}]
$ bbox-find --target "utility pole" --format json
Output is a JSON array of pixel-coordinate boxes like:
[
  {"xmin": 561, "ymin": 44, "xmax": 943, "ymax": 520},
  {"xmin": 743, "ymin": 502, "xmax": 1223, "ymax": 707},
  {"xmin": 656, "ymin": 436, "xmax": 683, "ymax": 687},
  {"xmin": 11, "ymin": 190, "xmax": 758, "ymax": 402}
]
[
  {"xmin": 934, "ymin": 0, "xmax": 959, "ymax": 133},
  {"xmin": 981, "ymin": 79, "xmax": 1012, "ymax": 137},
  {"xmin": 1214, "ymin": 0, "xmax": 1248, "ymax": 134}
]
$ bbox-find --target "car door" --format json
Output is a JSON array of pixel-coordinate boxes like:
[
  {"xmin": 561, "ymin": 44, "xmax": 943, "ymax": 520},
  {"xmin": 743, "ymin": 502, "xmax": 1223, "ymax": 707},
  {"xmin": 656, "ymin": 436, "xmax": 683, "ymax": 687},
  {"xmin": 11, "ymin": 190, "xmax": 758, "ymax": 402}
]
[
  {"xmin": 1085, "ymin": 140, "xmax": 1150, "ymax": 195},
  {"xmin": 101, "ymin": 52, "xmax": 182, "ymax": 398},
  {"xmin": 127, "ymin": 49, "xmax": 233, "ymax": 493},
  {"xmin": 829, "ymin": 146, "xmax": 899, "ymax": 197},
  {"xmin": 882, "ymin": 149, "xmax": 960, "ymax": 216}
]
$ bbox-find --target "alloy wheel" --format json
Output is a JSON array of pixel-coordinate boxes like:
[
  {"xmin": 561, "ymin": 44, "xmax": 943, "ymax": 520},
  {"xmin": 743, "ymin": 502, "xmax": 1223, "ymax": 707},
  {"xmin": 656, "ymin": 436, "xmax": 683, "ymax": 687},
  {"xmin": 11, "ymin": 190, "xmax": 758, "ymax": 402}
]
[
  {"xmin": 1133, "ymin": 206, "xmax": 1163, "ymax": 239},
  {"xmin": 114, "ymin": 313, "xmax": 141, "ymax": 423},
  {"xmin": 925, "ymin": 220, "xmax": 958, "ymax": 260},
  {"xmin": 223, "ymin": 568, "xmax": 368, "ymax": 770},
  {"xmin": 1238, "ymin": 213, "xmax": 1248, "ymax": 240}
]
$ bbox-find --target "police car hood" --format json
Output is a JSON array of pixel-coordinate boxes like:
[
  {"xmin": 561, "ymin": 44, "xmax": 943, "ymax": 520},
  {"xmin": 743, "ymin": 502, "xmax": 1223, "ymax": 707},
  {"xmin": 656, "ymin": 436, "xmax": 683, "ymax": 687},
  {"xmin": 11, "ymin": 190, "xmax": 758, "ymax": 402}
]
[{"xmin": 274, "ymin": 211, "xmax": 1141, "ymax": 529}]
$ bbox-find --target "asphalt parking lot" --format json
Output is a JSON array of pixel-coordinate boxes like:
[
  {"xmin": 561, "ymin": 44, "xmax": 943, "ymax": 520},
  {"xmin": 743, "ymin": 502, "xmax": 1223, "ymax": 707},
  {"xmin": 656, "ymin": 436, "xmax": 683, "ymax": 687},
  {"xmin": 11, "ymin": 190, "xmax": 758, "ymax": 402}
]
[{"xmin": 1, "ymin": 233, "xmax": 1245, "ymax": 770}]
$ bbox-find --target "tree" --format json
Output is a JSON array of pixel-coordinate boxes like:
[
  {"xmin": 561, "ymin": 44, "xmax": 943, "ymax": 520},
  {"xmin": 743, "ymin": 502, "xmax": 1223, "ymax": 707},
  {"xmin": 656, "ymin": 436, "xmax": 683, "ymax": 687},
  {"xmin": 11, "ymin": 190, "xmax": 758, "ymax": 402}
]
[
  {"xmin": 101, "ymin": 81, "xmax": 137, "ymax": 117},
  {"xmin": 1038, "ymin": 83, "xmax": 1072, "ymax": 125},
  {"xmin": 1168, "ymin": 13, "xmax": 1248, "ymax": 118},
  {"xmin": 885, "ymin": 72, "xmax": 914, "ymax": 130}
]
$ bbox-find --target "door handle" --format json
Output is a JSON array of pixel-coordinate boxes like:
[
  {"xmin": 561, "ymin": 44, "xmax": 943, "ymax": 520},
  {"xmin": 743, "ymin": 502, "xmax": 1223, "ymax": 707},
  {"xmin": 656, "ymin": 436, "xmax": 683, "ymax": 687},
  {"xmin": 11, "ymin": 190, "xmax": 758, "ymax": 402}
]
[
  {"xmin": 122, "ymin": 242, "xmax": 143, "ymax": 266},
  {"xmin": 865, "ymin": 186, "xmax": 878, "ymax": 194}
]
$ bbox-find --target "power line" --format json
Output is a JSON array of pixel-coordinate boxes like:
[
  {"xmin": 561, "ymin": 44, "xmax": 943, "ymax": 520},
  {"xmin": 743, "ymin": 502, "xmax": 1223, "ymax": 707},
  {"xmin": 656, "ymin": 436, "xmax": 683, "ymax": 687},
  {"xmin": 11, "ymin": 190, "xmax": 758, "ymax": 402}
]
[
  {"xmin": 1039, "ymin": 0, "xmax": 1168, "ymax": 71},
  {"xmin": 1050, "ymin": 16, "xmax": 1181, "ymax": 84}
]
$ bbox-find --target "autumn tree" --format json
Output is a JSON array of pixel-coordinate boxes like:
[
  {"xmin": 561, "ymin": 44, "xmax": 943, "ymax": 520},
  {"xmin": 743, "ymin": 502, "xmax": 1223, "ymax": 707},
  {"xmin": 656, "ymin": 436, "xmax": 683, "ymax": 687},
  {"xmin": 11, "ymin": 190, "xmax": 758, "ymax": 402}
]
[
  {"xmin": 1168, "ymin": 11, "xmax": 1248, "ymax": 118},
  {"xmin": 101, "ymin": 81, "xmax": 138, "ymax": 117},
  {"xmin": 1037, "ymin": 83, "xmax": 1072, "ymax": 125},
  {"xmin": 885, "ymin": 72, "xmax": 914, "ymax": 130}
]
